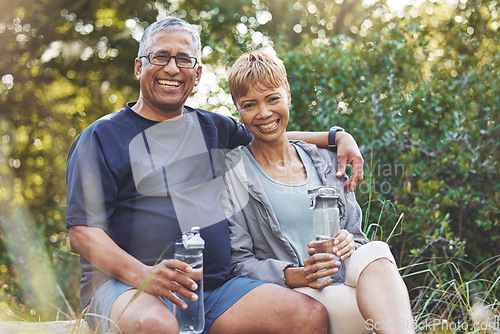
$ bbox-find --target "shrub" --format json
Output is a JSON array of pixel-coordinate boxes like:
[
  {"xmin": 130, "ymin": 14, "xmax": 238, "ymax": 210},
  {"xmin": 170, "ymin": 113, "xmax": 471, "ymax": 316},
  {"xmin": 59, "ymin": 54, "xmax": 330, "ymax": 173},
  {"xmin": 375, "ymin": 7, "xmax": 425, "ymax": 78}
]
[{"xmin": 279, "ymin": 16, "xmax": 500, "ymax": 310}]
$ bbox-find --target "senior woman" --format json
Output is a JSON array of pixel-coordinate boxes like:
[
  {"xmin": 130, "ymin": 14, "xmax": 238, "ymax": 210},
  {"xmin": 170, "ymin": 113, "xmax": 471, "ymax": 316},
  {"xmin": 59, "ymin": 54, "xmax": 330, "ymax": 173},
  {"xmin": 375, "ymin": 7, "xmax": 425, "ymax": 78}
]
[{"xmin": 221, "ymin": 49, "xmax": 415, "ymax": 334}]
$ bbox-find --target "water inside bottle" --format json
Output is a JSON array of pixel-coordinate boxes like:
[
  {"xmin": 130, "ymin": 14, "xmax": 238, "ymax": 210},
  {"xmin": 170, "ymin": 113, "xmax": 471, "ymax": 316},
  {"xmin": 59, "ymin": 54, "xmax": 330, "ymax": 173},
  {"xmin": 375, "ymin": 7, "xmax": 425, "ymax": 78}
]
[
  {"xmin": 174, "ymin": 253, "xmax": 204, "ymax": 333},
  {"xmin": 314, "ymin": 236, "xmax": 345, "ymax": 285},
  {"xmin": 175, "ymin": 276, "xmax": 204, "ymax": 333}
]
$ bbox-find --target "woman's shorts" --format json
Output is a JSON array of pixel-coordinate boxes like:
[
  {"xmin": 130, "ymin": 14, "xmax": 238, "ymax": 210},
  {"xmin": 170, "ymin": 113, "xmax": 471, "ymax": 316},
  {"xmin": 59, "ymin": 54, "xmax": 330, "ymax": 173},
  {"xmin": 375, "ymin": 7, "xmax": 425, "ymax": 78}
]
[{"xmin": 294, "ymin": 241, "xmax": 397, "ymax": 334}]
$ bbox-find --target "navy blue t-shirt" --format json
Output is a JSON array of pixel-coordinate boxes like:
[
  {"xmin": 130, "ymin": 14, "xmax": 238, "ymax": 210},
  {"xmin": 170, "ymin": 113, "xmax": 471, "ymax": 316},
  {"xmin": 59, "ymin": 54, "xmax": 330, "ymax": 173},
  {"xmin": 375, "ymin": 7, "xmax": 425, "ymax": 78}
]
[{"xmin": 66, "ymin": 103, "xmax": 252, "ymax": 308}]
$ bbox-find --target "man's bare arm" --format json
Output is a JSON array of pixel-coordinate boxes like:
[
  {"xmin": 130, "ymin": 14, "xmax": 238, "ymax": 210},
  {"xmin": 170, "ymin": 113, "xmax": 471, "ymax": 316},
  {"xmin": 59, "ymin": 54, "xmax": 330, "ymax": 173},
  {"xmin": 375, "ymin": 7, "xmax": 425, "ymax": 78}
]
[
  {"xmin": 287, "ymin": 131, "xmax": 364, "ymax": 192},
  {"xmin": 68, "ymin": 226, "xmax": 198, "ymax": 308}
]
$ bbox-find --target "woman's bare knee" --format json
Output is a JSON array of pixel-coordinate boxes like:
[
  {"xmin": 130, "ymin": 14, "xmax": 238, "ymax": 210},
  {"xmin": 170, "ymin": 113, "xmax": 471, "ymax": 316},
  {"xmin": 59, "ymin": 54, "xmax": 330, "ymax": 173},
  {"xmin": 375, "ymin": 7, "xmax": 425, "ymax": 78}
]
[{"xmin": 361, "ymin": 258, "xmax": 398, "ymax": 280}]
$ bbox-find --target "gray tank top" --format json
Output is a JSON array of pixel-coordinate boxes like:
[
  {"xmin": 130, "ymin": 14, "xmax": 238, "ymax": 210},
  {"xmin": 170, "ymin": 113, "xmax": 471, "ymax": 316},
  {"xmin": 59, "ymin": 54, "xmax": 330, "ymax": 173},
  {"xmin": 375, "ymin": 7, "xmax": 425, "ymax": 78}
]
[{"xmin": 243, "ymin": 144, "xmax": 323, "ymax": 263}]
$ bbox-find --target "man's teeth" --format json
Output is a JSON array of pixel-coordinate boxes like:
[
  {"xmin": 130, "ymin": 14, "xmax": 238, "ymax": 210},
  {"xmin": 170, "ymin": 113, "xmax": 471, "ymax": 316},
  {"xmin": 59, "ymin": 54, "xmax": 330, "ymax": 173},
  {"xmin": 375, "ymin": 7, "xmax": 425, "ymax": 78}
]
[
  {"xmin": 259, "ymin": 120, "xmax": 278, "ymax": 130},
  {"xmin": 158, "ymin": 80, "xmax": 180, "ymax": 87}
]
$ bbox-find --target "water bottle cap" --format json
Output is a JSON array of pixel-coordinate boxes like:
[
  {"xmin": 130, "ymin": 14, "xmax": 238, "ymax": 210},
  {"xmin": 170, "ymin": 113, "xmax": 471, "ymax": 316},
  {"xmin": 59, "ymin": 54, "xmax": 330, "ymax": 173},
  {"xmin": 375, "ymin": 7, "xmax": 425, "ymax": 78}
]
[
  {"xmin": 308, "ymin": 187, "xmax": 340, "ymax": 209},
  {"xmin": 182, "ymin": 226, "xmax": 205, "ymax": 249}
]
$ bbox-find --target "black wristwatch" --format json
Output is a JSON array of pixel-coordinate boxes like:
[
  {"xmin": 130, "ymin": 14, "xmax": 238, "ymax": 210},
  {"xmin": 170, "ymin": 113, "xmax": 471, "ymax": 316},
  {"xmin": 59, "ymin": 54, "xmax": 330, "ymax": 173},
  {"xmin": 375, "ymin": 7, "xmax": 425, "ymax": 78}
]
[{"xmin": 328, "ymin": 126, "xmax": 345, "ymax": 152}]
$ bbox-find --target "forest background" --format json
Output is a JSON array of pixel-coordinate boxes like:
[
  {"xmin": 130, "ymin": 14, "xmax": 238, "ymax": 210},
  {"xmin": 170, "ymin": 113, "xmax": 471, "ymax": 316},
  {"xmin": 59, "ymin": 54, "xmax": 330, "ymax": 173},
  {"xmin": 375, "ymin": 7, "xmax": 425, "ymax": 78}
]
[{"xmin": 0, "ymin": 0, "xmax": 499, "ymax": 331}]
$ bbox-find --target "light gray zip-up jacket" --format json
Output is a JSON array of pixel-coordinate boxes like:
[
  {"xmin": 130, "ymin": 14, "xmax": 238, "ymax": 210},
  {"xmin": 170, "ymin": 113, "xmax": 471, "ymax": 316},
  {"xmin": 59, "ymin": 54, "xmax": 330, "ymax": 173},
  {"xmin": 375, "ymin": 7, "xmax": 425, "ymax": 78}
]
[{"xmin": 221, "ymin": 140, "xmax": 369, "ymax": 287}]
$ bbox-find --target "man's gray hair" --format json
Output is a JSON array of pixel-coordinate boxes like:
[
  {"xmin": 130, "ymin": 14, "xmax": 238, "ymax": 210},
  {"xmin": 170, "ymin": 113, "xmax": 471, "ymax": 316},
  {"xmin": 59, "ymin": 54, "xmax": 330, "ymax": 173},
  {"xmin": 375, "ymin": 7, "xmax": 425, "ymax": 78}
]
[{"xmin": 138, "ymin": 17, "xmax": 201, "ymax": 62}]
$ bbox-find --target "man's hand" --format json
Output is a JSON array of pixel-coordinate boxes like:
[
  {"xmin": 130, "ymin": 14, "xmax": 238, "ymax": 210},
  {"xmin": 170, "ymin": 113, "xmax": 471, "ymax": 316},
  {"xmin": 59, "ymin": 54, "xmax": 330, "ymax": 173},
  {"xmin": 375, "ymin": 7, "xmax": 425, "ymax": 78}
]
[
  {"xmin": 335, "ymin": 131, "xmax": 364, "ymax": 192},
  {"xmin": 140, "ymin": 259, "xmax": 200, "ymax": 309},
  {"xmin": 68, "ymin": 226, "xmax": 199, "ymax": 309}
]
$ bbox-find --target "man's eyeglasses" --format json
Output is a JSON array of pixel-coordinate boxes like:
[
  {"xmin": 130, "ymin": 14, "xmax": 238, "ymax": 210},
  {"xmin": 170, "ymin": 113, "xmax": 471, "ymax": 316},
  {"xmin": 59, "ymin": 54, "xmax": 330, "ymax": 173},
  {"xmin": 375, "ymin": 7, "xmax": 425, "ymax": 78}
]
[{"xmin": 140, "ymin": 53, "xmax": 198, "ymax": 69}]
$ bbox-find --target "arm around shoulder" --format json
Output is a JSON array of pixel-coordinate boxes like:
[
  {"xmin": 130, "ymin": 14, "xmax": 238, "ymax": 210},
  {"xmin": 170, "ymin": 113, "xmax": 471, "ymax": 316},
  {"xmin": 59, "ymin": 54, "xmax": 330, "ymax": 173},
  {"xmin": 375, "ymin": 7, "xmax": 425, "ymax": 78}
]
[{"xmin": 287, "ymin": 130, "xmax": 364, "ymax": 192}]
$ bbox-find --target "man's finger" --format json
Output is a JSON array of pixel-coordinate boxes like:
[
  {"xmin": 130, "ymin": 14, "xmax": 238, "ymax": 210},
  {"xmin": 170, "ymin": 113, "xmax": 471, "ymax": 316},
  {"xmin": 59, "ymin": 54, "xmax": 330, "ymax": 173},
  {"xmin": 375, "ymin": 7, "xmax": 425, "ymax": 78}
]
[
  {"xmin": 163, "ymin": 289, "xmax": 189, "ymax": 309},
  {"xmin": 336, "ymin": 157, "xmax": 347, "ymax": 178},
  {"xmin": 342, "ymin": 171, "xmax": 363, "ymax": 193},
  {"xmin": 164, "ymin": 280, "xmax": 198, "ymax": 303},
  {"xmin": 343, "ymin": 177, "xmax": 353, "ymax": 193}
]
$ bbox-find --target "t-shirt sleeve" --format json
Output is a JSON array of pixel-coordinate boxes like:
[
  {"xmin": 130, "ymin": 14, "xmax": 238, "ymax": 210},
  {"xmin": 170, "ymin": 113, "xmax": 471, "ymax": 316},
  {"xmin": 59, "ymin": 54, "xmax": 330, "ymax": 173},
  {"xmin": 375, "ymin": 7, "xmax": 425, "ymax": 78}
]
[
  {"xmin": 225, "ymin": 116, "xmax": 253, "ymax": 149},
  {"xmin": 65, "ymin": 129, "xmax": 118, "ymax": 231}
]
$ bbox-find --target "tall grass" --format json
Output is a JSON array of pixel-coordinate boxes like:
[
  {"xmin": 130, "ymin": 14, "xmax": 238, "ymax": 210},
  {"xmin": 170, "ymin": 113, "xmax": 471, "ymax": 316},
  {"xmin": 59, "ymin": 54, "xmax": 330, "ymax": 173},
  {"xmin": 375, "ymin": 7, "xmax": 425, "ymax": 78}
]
[
  {"xmin": 365, "ymin": 200, "xmax": 499, "ymax": 334},
  {"xmin": 405, "ymin": 254, "xmax": 499, "ymax": 333}
]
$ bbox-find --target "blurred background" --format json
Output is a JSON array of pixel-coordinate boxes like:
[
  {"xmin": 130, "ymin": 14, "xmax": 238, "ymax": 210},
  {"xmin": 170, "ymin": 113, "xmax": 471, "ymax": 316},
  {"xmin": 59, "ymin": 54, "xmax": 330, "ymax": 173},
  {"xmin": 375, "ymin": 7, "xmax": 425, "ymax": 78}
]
[{"xmin": 0, "ymin": 0, "xmax": 498, "ymax": 330}]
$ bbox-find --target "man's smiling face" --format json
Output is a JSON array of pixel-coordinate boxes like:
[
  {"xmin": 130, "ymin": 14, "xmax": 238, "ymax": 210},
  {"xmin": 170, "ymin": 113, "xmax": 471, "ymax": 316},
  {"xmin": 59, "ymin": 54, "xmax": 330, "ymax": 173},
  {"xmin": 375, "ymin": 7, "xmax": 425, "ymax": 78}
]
[{"xmin": 134, "ymin": 29, "xmax": 202, "ymax": 120}]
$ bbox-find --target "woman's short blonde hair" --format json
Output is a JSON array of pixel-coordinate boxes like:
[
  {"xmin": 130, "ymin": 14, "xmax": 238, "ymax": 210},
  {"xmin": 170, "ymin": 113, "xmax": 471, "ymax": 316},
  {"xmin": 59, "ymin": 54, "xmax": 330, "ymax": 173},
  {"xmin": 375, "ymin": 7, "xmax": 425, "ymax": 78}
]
[{"xmin": 228, "ymin": 49, "xmax": 290, "ymax": 105}]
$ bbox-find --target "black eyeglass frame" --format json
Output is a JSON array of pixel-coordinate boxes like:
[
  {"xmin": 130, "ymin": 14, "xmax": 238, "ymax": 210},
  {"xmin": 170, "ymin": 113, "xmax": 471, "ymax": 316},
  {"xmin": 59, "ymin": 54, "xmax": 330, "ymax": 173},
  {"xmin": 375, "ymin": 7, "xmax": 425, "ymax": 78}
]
[{"xmin": 139, "ymin": 52, "xmax": 198, "ymax": 69}]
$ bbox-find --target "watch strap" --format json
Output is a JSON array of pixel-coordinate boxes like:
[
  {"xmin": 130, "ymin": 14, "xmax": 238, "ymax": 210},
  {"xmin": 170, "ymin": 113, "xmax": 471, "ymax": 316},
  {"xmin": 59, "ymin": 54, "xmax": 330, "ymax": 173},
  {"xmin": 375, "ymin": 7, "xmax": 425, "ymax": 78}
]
[{"xmin": 328, "ymin": 126, "xmax": 345, "ymax": 152}]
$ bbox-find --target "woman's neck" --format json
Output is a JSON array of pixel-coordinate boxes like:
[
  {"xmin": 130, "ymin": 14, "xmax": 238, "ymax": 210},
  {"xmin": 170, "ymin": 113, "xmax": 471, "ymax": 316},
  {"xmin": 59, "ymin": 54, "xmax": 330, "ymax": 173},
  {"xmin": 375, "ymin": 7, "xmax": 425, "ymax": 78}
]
[
  {"xmin": 248, "ymin": 136, "xmax": 289, "ymax": 163},
  {"xmin": 248, "ymin": 135, "xmax": 307, "ymax": 184}
]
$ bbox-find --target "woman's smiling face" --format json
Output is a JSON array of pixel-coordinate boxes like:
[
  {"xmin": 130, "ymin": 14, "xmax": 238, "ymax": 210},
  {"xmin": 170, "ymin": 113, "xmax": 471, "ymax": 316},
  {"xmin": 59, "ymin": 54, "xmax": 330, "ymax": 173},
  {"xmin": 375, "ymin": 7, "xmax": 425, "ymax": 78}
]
[{"xmin": 236, "ymin": 84, "xmax": 291, "ymax": 143}]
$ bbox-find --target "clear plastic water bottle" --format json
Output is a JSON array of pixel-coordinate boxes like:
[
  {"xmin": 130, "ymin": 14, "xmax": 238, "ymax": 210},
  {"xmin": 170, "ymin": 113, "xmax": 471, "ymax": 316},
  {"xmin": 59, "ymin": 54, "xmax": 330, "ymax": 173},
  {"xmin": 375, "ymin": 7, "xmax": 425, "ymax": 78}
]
[
  {"xmin": 308, "ymin": 187, "xmax": 345, "ymax": 285},
  {"xmin": 174, "ymin": 227, "xmax": 205, "ymax": 333}
]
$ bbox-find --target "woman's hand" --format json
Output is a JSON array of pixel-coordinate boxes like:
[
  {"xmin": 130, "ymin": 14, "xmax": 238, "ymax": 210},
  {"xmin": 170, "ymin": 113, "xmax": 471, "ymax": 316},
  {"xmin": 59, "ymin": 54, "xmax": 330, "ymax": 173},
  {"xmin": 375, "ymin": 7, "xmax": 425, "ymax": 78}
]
[
  {"xmin": 331, "ymin": 230, "xmax": 356, "ymax": 261},
  {"xmin": 303, "ymin": 230, "xmax": 355, "ymax": 289},
  {"xmin": 307, "ymin": 230, "xmax": 355, "ymax": 261},
  {"xmin": 303, "ymin": 253, "xmax": 340, "ymax": 289}
]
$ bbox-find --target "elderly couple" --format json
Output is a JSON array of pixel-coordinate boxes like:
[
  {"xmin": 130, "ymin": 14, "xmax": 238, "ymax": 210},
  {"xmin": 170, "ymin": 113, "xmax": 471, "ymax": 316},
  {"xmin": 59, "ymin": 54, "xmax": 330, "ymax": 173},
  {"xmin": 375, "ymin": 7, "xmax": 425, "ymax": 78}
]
[{"xmin": 66, "ymin": 17, "xmax": 414, "ymax": 334}]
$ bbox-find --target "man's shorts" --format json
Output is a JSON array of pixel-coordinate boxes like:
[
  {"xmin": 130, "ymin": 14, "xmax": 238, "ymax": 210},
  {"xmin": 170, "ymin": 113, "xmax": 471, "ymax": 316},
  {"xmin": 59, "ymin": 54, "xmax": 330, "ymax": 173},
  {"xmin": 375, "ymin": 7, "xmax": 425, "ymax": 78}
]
[{"xmin": 85, "ymin": 275, "xmax": 266, "ymax": 333}]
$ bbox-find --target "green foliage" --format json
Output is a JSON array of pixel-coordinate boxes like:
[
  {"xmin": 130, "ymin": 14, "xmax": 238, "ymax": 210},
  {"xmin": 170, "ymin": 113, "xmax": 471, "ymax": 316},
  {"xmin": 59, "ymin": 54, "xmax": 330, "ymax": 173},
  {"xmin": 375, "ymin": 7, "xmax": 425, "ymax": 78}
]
[{"xmin": 280, "ymin": 5, "xmax": 500, "ymax": 314}]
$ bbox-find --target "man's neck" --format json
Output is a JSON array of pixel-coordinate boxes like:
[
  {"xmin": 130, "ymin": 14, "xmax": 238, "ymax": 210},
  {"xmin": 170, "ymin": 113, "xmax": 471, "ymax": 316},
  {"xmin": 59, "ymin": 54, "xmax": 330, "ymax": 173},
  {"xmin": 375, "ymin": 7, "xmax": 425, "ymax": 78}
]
[{"xmin": 131, "ymin": 99, "xmax": 184, "ymax": 121}]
